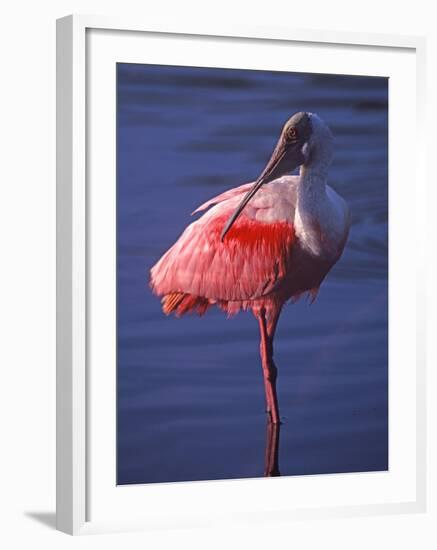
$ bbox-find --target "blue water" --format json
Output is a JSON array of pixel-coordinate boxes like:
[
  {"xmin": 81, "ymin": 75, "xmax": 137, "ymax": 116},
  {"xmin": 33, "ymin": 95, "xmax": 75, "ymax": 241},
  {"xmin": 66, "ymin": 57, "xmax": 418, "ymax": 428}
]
[{"xmin": 116, "ymin": 63, "xmax": 388, "ymax": 485}]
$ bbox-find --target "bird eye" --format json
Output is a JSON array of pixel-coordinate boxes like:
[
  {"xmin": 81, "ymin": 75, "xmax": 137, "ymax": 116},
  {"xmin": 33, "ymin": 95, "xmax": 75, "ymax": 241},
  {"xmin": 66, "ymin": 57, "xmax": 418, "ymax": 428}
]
[{"xmin": 285, "ymin": 126, "xmax": 298, "ymax": 142}]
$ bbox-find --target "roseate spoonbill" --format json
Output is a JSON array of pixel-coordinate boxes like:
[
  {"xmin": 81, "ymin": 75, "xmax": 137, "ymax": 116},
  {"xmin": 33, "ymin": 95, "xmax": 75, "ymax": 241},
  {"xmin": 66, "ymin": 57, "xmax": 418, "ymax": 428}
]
[{"xmin": 150, "ymin": 112, "xmax": 350, "ymax": 424}]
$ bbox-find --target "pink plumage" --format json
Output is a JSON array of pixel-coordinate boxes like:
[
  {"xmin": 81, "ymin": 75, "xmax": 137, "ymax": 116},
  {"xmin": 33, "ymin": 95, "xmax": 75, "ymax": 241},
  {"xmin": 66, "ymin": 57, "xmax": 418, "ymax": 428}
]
[
  {"xmin": 149, "ymin": 112, "xmax": 350, "ymax": 424},
  {"xmin": 150, "ymin": 183, "xmax": 298, "ymax": 318}
]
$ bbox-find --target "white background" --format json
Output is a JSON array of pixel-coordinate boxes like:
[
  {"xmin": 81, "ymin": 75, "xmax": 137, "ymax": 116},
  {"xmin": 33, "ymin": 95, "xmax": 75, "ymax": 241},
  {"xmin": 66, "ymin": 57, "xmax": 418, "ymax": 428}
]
[{"xmin": 0, "ymin": 1, "xmax": 435, "ymax": 548}]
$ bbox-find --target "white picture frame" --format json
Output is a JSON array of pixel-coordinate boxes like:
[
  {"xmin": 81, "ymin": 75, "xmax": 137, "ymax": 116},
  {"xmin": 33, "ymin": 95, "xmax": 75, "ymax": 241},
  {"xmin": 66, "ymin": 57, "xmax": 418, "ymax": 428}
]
[{"xmin": 56, "ymin": 14, "xmax": 427, "ymax": 535}]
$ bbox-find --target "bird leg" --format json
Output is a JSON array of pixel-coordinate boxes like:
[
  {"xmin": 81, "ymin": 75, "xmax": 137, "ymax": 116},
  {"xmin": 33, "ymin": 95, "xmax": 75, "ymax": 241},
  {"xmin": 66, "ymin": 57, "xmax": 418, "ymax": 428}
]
[{"xmin": 258, "ymin": 308, "xmax": 281, "ymax": 424}]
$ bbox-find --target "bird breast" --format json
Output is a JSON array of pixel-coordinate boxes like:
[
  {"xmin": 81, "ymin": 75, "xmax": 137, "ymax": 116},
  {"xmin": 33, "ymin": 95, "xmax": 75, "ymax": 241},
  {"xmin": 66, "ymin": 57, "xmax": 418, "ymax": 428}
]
[{"xmin": 294, "ymin": 185, "xmax": 349, "ymax": 261}]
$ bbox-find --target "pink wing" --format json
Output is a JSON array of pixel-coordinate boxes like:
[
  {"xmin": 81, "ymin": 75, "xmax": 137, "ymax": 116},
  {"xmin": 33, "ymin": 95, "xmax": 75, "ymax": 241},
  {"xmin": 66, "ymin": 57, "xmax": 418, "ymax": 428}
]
[
  {"xmin": 150, "ymin": 184, "xmax": 295, "ymax": 306},
  {"xmin": 191, "ymin": 182, "xmax": 253, "ymax": 215}
]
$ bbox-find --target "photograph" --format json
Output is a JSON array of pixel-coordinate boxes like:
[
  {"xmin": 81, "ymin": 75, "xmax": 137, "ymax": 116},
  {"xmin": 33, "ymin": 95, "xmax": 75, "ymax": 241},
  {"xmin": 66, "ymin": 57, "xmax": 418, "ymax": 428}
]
[{"xmin": 116, "ymin": 62, "xmax": 388, "ymax": 485}]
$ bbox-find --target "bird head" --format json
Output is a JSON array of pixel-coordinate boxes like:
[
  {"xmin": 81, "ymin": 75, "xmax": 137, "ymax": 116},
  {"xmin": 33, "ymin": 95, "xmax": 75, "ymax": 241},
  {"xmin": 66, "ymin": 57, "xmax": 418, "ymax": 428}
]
[{"xmin": 220, "ymin": 112, "xmax": 317, "ymax": 242}]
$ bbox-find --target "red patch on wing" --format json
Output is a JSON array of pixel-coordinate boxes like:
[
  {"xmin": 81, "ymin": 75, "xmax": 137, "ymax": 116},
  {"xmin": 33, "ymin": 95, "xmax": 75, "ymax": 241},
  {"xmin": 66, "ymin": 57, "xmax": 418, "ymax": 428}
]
[{"xmin": 212, "ymin": 214, "xmax": 295, "ymax": 251}]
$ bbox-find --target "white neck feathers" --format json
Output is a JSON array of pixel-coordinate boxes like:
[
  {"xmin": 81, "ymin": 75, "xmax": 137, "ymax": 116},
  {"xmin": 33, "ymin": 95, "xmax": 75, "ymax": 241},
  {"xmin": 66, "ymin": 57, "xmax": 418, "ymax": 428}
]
[
  {"xmin": 293, "ymin": 115, "xmax": 336, "ymax": 257},
  {"xmin": 304, "ymin": 113, "xmax": 334, "ymax": 173}
]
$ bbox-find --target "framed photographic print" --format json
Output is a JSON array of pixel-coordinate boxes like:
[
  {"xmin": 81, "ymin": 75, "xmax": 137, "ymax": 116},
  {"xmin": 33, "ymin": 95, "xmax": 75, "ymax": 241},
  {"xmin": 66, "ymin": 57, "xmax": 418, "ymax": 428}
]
[{"xmin": 56, "ymin": 15, "xmax": 427, "ymax": 535}]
